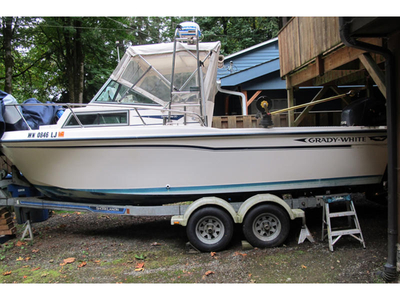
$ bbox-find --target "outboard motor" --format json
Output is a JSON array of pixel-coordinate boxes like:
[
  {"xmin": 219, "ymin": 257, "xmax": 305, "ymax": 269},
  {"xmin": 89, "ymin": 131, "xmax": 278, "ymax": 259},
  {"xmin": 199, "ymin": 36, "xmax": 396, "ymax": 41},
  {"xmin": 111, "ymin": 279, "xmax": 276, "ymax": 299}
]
[{"xmin": 341, "ymin": 97, "xmax": 386, "ymax": 126}]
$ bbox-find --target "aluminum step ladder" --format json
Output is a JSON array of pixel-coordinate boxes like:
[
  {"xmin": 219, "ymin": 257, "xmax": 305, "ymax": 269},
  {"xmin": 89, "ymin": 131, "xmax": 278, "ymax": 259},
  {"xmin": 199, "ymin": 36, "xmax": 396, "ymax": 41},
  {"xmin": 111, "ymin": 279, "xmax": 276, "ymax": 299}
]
[{"xmin": 321, "ymin": 194, "xmax": 366, "ymax": 251}]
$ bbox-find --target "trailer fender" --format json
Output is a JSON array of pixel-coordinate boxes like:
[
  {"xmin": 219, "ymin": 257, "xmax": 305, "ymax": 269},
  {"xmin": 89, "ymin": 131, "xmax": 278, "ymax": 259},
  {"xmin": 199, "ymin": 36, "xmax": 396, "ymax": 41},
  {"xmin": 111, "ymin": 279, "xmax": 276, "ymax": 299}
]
[
  {"xmin": 237, "ymin": 193, "xmax": 303, "ymax": 223},
  {"xmin": 171, "ymin": 197, "xmax": 239, "ymax": 226}
]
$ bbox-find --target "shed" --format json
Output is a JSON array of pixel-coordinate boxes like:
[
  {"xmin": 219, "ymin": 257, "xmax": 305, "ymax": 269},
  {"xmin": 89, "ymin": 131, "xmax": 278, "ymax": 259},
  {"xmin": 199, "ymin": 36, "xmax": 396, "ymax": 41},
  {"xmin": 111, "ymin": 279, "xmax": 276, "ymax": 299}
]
[
  {"xmin": 214, "ymin": 36, "xmax": 345, "ymax": 127},
  {"xmin": 215, "ymin": 38, "xmax": 287, "ymax": 117}
]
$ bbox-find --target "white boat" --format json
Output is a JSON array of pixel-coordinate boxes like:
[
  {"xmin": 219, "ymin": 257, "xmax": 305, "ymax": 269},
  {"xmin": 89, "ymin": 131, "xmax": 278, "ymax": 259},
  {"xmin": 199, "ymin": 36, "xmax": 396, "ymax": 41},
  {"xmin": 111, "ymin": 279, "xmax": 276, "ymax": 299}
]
[{"xmin": 0, "ymin": 24, "xmax": 388, "ymax": 207}]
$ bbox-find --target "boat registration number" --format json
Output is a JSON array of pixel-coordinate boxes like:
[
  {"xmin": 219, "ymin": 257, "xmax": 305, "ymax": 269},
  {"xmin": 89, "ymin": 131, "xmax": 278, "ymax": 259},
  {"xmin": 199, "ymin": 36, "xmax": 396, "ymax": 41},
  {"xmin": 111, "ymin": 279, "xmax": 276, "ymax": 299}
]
[{"xmin": 27, "ymin": 131, "xmax": 65, "ymax": 139}]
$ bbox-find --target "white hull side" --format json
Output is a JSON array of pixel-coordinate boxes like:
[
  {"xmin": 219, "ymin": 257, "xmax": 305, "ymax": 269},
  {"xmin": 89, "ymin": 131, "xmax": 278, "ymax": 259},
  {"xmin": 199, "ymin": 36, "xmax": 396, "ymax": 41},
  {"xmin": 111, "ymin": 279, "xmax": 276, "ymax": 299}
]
[{"xmin": 1, "ymin": 126, "xmax": 387, "ymax": 204}]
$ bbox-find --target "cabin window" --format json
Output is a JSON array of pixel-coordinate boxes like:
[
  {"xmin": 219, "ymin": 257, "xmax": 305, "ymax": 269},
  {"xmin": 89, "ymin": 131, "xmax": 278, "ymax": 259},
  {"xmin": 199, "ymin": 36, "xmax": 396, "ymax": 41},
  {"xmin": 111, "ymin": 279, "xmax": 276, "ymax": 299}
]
[{"xmin": 64, "ymin": 111, "xmax": 128, "ymax": 127}]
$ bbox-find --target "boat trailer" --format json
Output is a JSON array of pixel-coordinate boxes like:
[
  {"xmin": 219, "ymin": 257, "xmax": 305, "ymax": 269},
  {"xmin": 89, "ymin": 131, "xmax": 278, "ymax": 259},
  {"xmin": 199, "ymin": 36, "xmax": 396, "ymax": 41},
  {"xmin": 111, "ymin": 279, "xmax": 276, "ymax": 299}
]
[{"xmin": 0, "ymin": 174, "xmax": 368, "ymax": 252}]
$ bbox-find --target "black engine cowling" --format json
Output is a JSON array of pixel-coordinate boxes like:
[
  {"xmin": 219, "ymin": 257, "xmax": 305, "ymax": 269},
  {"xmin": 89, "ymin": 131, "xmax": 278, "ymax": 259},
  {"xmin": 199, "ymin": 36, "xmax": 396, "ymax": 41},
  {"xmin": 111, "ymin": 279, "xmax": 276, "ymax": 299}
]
[{"xmin": 341, "ymin": 97, "xmax": 386, "ymax": 126}]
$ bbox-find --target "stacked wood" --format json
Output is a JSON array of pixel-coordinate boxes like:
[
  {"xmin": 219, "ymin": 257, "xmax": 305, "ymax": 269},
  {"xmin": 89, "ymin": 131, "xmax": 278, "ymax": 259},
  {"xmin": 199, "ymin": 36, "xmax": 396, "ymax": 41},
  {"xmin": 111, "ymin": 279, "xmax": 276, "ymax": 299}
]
[{"xmin": 0, "ymin": 207, "xmax": 16, "ymax": 236}]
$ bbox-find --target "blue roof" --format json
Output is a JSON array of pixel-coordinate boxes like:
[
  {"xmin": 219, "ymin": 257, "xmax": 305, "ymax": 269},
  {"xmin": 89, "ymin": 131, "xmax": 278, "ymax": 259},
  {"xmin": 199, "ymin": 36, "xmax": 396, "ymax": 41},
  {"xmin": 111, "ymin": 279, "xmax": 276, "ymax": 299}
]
[{"xmin": 217, "ymin": 37, "xmax": 285, "ymax": 90}]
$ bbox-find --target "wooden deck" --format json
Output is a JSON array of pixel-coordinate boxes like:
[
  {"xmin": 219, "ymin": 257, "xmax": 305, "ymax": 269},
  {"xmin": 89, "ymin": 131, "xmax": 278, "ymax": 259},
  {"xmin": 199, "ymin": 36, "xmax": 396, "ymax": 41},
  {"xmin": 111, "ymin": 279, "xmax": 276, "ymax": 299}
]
[
  {"xmin": 278, "ymin": 17, "xmax": 384, "ymax": 88},
  {"xmin": 278, "ymin": 17, "xmax": 384, "ymax": 126},
  {"xmin": 279, "ymin": 17, "xmax": 342, "ymax": 78}
]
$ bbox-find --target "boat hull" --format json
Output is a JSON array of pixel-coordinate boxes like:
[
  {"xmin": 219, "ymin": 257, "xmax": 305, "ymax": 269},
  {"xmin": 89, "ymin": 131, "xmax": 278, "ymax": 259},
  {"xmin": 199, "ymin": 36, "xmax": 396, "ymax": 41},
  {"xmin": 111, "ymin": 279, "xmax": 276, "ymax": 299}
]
[{"xmin": 1, "ymin": 126, "xmax": 387, "ymax": 206}]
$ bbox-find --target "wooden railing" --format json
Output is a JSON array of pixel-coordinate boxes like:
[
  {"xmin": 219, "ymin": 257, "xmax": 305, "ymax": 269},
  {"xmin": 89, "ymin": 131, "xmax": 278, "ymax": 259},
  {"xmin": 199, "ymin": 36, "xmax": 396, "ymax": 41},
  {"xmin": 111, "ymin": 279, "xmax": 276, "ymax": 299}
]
[
  {"xmin": 212, "ymin": 112, "xmax": 341, "ymax": 129},
  {"xmin": 212, "ymin": 115, "xmax": 260, "ymax": 128}
]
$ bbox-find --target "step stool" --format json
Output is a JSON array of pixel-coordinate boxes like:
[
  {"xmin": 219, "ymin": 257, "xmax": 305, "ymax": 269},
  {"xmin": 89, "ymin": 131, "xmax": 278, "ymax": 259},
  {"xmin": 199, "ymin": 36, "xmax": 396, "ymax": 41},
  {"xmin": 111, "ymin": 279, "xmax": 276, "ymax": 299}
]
[{"xmin": 321, "ymin": 194, "xmax": 366, "ymax": 251}]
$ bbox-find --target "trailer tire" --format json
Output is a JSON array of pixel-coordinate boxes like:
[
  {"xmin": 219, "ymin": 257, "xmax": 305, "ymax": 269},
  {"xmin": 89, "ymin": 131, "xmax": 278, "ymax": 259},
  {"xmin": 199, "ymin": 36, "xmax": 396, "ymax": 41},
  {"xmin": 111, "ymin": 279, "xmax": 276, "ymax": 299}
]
[
  {"xmin": 242, "ymin": 204, "xmax": 290, "ymax": 248},
  {"xmin": 186, "ymin": 207, "xmax": 234, "ymax": 252}
]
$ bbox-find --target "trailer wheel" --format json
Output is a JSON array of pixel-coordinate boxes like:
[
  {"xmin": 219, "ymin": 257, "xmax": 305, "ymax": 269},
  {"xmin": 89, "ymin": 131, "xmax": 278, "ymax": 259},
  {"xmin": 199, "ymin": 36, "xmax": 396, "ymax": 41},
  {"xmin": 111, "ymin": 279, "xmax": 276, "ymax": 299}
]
[
  {"xmin": 186, "ymin": 207, "xmax": 234, "ymax": 252},
  {"xmin": 242, "ymin": 204, "xmax": 290, "ymax": 248}
]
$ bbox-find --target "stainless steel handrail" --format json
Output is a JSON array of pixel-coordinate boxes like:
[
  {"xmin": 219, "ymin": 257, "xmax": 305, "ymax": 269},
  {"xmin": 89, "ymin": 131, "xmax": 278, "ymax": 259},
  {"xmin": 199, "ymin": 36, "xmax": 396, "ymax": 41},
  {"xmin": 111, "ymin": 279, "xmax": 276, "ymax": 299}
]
[{"xmin": 5, "ymin": 101, "xmax": 206, "ymax": 128}]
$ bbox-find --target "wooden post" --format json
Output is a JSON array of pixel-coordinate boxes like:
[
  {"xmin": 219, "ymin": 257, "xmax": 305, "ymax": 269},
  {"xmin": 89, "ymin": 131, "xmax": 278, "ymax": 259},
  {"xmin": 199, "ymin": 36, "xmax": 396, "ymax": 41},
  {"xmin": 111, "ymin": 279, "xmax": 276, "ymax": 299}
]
[
  {"xmin": 359, "ymin": 53, "xmax": 387, "ymax": 98},
  {"xmin": 224, "ymin": 95, "xmax": 229, "ymax": 115},
  {"xmin": 287, "ymin": 87, "xmax": 295, "ymax": 127},
  {"xmin": 286, "ymin": 77, "xmax": 295, "ymax": 127}
]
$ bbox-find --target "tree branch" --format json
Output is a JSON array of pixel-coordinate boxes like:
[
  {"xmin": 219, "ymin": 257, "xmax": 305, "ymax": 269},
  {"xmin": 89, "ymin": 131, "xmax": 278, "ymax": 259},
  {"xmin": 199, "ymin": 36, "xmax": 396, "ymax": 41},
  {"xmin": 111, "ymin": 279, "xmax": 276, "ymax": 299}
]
[{"xmin": 0, "ymin": 52, "xmax": 49, "ymax": 80}]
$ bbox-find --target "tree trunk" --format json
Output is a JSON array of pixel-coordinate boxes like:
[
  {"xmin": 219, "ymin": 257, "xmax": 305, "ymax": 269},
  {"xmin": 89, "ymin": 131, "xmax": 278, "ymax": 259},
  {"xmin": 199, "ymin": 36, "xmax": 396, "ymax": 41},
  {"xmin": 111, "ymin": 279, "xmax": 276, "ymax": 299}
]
[
  {"xmin": 2, "ymin": 17, "xmax": 14, "ymax": 94},
  {"xmin": 221, "ymin": 17, "xmax": 229, "ymax": 55},
  {"xmin": 61, "ymin": 18, "xmax": 75, "ymax": 103},
  {"xmin": 73, "ymin": 19, "xmax": 84, "ymax": 104},
  {"xmin": 62, "ymin": 18, "xmax": 85, "ymax": 103}
]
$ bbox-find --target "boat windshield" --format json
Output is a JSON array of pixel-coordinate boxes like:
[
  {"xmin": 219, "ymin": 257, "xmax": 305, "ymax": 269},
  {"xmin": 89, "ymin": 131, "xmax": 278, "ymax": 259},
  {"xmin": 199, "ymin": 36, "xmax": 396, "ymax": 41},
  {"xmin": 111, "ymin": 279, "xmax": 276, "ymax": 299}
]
[
  {"xmin": 92, "ymin": 80, "xmax": 162, "ymax": 106},
  {"xmin": 90, "ymin": 41, "xmax": 221, "ymax": 126}
]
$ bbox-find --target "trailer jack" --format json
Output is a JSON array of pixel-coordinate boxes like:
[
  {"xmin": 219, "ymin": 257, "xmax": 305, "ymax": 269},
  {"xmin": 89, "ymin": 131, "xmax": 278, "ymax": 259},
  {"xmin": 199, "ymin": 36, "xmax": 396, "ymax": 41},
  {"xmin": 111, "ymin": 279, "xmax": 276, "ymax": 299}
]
[{"xmin": 298, "ymin": 223, "xmax": 315, "ymax": 244}]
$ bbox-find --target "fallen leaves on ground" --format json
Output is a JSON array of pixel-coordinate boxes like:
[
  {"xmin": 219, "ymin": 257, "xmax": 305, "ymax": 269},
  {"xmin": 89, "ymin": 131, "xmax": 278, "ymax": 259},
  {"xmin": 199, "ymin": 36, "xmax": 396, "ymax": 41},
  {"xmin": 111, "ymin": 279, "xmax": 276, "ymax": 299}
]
[
  {"xmin": 135, "ymin": 262, "xmax": 145, "ymax": 272},
  {"xmin": 202, "ymin": 270, "xmax": 215, "ymax": 279},
  {"xmin": 15, "ymin": 256, "xmax": 31, "ymax": 261},
  {"xmin": 234, "ymin": 252, "xmax": 247, "ymax": 257},
  {"xmin": 32, "ymin": 249, "xmax": 39, "ymax": 253},
  {"xmin": 15, "ymin": 241, "xmax": 25, "ymax": 247},
  {"xmin": 60, "ymin": 257, "xmax": 76, "ymax": 266},
  {"xmin": 301, "ymin": 265, "xmax": 307, "ymax": 269},
  {"xmin": 3, "ymin": 271, "xmax": 12, "ymax": 276},
  {"xmin": 78, "ymin": 262, "xmax": 87, "ymax": 268}
]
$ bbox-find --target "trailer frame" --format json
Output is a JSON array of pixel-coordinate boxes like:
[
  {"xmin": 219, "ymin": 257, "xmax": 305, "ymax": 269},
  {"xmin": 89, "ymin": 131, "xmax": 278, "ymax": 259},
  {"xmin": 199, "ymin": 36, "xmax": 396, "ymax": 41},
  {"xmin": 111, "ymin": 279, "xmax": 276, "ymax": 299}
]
[{"xmin": 1, "ymin": 178, "xmax": 364, "ymax": 251}]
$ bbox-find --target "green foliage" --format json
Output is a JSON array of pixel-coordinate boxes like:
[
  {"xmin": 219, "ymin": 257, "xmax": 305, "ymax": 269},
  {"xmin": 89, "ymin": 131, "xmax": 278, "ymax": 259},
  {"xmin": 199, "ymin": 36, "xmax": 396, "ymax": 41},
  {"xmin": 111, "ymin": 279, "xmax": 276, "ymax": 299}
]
[
  {"xmin": 195, "ymin": 17, "xmax": 279, "ymax": 55},
  {"xmin": 1, "ymin": 17, "xmax": 279, "ymax": 103}
]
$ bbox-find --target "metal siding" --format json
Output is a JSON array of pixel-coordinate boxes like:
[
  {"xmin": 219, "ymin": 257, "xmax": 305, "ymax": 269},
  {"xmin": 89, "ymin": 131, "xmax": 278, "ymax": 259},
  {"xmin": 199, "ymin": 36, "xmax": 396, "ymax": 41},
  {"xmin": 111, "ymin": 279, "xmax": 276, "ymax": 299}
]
[
  {"xmin": 217, "ymin": 40, "xmax": 280, "ymax": 81},
  {"xmin": 219, "ymin": 58, "xmax": 280, "ymax": 86},
  {"xmin": 242, "ymin": 71, "xmax": 286, "ymax": 90}
]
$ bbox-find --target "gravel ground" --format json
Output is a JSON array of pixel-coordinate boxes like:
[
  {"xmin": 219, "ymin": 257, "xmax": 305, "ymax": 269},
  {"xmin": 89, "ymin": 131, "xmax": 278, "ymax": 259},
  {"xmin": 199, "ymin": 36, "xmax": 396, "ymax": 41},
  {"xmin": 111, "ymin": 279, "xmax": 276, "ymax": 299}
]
[{"xmin": 0, "ymin": 196, "xmax": 397, "ymax": 289}]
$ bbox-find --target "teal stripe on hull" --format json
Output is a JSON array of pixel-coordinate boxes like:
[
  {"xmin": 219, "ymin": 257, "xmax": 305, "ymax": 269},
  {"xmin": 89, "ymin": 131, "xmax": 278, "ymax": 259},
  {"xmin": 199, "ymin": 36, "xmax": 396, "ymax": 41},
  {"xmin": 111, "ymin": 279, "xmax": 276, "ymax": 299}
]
[{"xmin": 38, "ymin": 175, "xmax": 382, "ymax": 197}]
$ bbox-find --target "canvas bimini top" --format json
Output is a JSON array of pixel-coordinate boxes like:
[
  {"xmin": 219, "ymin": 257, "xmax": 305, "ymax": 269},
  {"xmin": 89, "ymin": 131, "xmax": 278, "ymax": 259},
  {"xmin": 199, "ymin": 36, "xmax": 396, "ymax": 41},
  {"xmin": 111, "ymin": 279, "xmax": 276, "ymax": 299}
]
[{"xmin": 90, "ymin": 41, "xmax": 222, "ymax": 127}]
